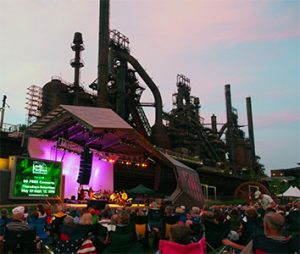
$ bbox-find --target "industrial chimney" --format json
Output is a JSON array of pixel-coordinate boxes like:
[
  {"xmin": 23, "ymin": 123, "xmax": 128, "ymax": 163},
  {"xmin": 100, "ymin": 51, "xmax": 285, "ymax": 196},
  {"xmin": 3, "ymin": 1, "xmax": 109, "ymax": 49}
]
[
  {"xmin": 70, "ymin": 32, "xmax": 84, "ymax": 105},
  {"xmin": 97, "ymin": 0, "xmax": 110, "ymax": 107},
  {"xmin": 246, "ymin": 97, "xmax": 256, "ymax": 168},
  {"xmin": 225, "ymin": 84, "xmax": 236, "ymax": 172}
]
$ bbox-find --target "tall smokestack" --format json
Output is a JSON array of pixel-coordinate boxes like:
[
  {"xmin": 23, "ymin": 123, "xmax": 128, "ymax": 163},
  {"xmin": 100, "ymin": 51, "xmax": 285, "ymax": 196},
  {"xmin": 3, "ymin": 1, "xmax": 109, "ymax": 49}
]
[
  {"xmin": 70, "ymin": 32, "xmax": 84, "ymax": 105},
  {"xmin": 97, "ymin": 0, "xmax": 110, "ymax": 107},
  {"xmin": 246, "ymin": 97, "xmax": 256, "ymax": 167},
  {"xmin": 71, "ymin": 32, "xmax": 84, "ymax": 88},
  {"xmin": 211, "ymin": 114, "xmax": 217, "ymax": 134},
  {"xmin": 225, "ymin": 84, "xmax": 236, "ymax": 172}
]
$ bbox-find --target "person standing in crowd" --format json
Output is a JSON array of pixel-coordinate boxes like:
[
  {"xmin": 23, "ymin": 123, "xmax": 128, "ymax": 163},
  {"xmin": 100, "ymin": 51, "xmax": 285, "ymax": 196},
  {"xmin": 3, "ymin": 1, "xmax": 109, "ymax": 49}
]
[{"xmin": 254, "ymin": 190, "xmax": 276, "ymax": 211}]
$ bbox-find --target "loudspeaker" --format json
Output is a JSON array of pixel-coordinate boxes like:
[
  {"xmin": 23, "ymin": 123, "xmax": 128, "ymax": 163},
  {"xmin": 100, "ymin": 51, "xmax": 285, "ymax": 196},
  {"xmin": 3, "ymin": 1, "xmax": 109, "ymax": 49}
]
[
  {"xmin": 0, "ymin": 170, "xmax": 11, "ymax": 204},
  {"xmin": 87, "ymin": 199, "xmax": 107, "ymax": 210},
  {"xmin": 77, "ymin": 147, "xmax": 93, "ymax": 185}
]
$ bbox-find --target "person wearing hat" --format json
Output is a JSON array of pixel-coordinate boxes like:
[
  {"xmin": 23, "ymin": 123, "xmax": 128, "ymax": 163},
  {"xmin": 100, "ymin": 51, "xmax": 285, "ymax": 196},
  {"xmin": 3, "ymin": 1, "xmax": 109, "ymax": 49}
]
[
  {"xmin": 6, "ymin": 206, "xmax": 31, "ymax": 232},
  {"xmin": 254, "ymin": 190, "xmax": 276, "ymax": 211}
]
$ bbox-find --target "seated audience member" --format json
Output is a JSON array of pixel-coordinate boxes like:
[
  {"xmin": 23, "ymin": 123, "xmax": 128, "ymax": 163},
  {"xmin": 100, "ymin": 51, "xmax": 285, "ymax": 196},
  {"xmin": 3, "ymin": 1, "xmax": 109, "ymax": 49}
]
[
  {"xmin": 87, "ymin": 207, "xmax": 98, "ymax": 224},
  {"xmin": 59, "ymin": 215, "xmax": 85, "ymax": 241},
  {"xmin": 156, "ymin": 224, "xmax": 206, "ymax": 254},
  {"xmin": 2, "ymin": 206, "xmax": 38, "ymax": 251},
  {"xmin": 286, "ymin": 203, "xmax": 300, "ymax": 236},
  {"xmin": 55, "ymin": 215, "xmax": 92, "ymax": 254},
  {"xmin": 168, "ymin": 224, "xmax": 191, "ymax": 244},
  {"xmin": 148, "ymin": 202, "xmax": 162, "ymax": 227},
  {"xmin": 239, "ymin": 206, "xmax": 263, "ymax": 245},
  {"xmin": 50, "ymin": 208, "xmax": 67, "ymax": 239},
  {"xmin": 186, "ymin": 206, "xmax": 203, "ymax": 241},
  {"xmin": 175, "ymin": 206, "xmax": 187, "ymax": 224},
  {"xmin": 101, "ymin": 204, "xmax": 113, "ymax": 219},
  {"xmin": 77, "ymin": 211, "xmax": 94, "ymax": 238},
  {"xmin": 227, "ymin": 208, "xmax": 242, "ymax": 242},
  {"xmin": 103, "ymin": 210, "xmax": 140, "ymax": 253},
  {"xmin": 203, "ymin": 209, "xmax": 230, "ymax": 249},
  {"xmin": 6, "ymin": 206, "xmax": 30, "ymax": 231},
  {"xmin": 161, "ymin": 206, "xmax": 180, "ymax": 240},
  {"xmin": 99, "ymin": 210, "xmax": 115, "ymax": 231},
  {"xmin": 0, "ymin": 209, "xmax": 11, "ymax": 236},
  {"xmin": 223, "ymin": 212, "xmax": 296, "ymax": 253},
  {"xmin": 1, "ymin": 209, "xmax": 11, "ymax": 223},
  {"xmin": 28, "ymin": 210, "xmax": 49, "ymax": 241},
  {"xmin": 37, "ymin": 204, "xmax": 47, "ymax": 218},
  {"xmin": 186, "ymin": 206, "xmax": 201, "ymax": 226}
]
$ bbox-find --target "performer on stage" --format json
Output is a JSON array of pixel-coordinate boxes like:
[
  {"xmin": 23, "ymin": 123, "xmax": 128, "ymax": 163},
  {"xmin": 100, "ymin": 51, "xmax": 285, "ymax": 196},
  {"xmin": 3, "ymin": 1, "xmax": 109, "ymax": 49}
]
[
  {"xmin": 78, "ymin": 185, "xmax": 85, "ymax": 200},
  {"xmin": 88, "ymin": 187, "xmax": 94, "ymax": 199},
  {"xmin": 121, "ymin": 190, "xmax": 128, "ymax": 205}
]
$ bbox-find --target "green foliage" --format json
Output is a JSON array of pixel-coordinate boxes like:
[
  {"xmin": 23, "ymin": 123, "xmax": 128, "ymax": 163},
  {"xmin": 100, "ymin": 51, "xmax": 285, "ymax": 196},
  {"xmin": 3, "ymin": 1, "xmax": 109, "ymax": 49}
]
[
  {"xmin": 205, "ymin": 199, "xmax": 247, "ymax": 207},
  {"xmin": 269, "ymin": 179, "xmax": 289, "ymax": 195}
]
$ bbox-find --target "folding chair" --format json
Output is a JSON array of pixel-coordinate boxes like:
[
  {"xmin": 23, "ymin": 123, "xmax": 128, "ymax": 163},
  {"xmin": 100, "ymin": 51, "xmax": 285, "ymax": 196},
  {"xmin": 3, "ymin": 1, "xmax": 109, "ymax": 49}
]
[
  {"xmin": 103, "ymin": 224, "xmax": 143, "ymax": 253},
  {"xmin": 159, "ymin": 237, "xmax": 206, "ymax": 254},
  {"xmin": 190, "ymin": 222, "xmax": 205, "ymax": 242},
  {"xmin": 133, "ymin": 215, "xmax": 149, "ymax": 248},
  {"xmin": 162, "ymin": 215, "xmax": 179, "ymax": 239},
  {"xmin": 203, "ymin": 219, "xmax": 230, "ymax": 254},
  {"xmin": 92, "ymin": 223, "xmax": 108, "ymax": 252},
  {"xmin": 252, "ymin": 234, "xmax": 295, "ymax": 254},
  {"xmin": 3, "ymin": 229, "xmax": 37, "ymax": 253}
]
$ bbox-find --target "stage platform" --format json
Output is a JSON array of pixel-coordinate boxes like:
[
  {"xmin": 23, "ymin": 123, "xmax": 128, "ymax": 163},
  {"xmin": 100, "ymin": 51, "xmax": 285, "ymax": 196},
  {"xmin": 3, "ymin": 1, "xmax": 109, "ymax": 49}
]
[
  {"xmin": 66, "ymin": 201, "xmax": 145, "ymax": 210},
  {"xmin": 0, "ymin": 201, "xmax": 145, "ymax": 212}
]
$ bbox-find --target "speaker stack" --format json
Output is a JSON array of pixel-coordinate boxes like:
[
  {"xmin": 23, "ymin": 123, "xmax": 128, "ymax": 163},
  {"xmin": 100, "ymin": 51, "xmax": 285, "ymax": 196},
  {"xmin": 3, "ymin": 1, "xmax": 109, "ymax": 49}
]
[{"xmin": 77, "ymin": 147, "xmax": 93, "ymax": 185}]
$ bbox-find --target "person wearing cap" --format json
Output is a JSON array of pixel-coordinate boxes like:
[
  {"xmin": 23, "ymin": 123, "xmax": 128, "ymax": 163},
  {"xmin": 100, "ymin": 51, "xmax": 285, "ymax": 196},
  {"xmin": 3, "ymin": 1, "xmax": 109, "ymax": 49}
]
[
  {"xmin": 254, "ymin": 190, "xmax": 276, "ymax": 211},
  {"xmin": 6, "ymin": 206, "xmax": 30, "ymax": 232}
]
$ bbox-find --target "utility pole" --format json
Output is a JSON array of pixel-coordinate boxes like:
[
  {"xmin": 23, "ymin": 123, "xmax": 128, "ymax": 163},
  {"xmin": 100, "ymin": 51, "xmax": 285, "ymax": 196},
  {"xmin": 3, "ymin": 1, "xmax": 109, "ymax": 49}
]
[{"xmin": 0, "ymin": 95, "xmax": 7, "ymax": 131}]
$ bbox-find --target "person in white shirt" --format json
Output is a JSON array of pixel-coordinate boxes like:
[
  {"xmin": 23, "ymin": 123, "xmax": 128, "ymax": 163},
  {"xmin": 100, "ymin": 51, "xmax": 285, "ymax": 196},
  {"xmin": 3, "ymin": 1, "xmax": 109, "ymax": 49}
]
[{"xmin": 254, "ymin": 190, "xmax": 276, "ymax": 210}]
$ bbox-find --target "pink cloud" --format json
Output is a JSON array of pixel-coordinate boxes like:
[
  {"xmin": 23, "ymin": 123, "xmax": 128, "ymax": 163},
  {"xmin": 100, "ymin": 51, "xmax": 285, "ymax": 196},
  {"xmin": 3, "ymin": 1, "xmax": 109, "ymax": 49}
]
[
  {"xmin": 256, "ymin": 110, "xmax": 300, "ymax": 128},
  {"xmin": 120, "ymin": 0, "xmax": 299, "ymax": 63}
]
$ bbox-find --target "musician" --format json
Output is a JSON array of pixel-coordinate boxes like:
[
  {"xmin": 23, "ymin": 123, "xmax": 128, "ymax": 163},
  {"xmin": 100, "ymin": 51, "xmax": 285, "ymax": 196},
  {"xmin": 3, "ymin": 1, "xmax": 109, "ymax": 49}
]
[
  {"xmin": 88, "ymin": 187, "xmax": 94, "ymax": 199},
  {"xmin": 78, "ymin": 185, "xmax": 85, "ymax": 200},
  {"xmin": 121, "ymin": 190, "xmax": 128, "ymax": 205}
]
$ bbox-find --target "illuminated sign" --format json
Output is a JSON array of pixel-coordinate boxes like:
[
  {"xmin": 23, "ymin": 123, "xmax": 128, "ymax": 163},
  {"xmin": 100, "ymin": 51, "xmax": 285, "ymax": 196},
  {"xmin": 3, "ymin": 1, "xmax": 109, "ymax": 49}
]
[{"xmin": 9, "ymin": 156, "xmax": 62, "ymax": 199}]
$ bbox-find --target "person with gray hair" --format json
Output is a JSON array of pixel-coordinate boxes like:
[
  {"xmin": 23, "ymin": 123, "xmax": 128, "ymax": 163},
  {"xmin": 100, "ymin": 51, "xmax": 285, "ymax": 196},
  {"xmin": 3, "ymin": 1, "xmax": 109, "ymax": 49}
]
[
  {"xmin": 223, "ymin": 212, "xmax": 296, "ymax": 253},
  {"xmin": 263, "ymin": 212, "xmax": 285, "ymax": 235}
]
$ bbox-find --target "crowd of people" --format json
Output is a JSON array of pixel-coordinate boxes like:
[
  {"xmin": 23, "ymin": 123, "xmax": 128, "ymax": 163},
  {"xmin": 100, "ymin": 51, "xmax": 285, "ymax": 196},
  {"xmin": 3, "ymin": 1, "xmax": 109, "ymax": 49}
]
[{"xmin": 0, "ymin": 192, "xmax": 299, "ymax": 253}]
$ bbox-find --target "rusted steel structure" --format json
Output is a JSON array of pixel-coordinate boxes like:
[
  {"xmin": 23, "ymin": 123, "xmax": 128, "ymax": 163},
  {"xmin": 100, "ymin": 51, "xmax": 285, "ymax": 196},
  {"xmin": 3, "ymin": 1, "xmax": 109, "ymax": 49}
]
[{"xmin": 30, "ymin": 0, "xmax": 267, "ymax": 199}]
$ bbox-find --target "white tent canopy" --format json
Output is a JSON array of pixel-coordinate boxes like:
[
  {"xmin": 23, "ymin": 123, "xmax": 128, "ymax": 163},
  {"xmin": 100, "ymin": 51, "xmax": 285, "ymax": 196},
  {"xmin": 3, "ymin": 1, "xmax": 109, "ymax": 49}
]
[{"xmin": 278, "ymin": 186, "xmax": 300, "ymax": 197}]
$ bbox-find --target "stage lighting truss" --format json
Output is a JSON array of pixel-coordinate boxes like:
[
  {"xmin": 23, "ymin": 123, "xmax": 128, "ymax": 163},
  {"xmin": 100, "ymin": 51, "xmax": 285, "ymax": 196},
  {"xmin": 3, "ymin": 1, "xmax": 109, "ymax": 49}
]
[{"xmin": 56, "ymin": 138, "xmax": 83, "ymax": 154}]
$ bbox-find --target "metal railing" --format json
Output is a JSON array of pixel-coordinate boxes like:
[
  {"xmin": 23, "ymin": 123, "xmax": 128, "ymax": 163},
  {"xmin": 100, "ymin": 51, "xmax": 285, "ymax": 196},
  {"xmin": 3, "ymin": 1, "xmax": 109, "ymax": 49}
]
[{"xmin": 1, "ymin": 123, "xmax": 25, "ymax": 133}]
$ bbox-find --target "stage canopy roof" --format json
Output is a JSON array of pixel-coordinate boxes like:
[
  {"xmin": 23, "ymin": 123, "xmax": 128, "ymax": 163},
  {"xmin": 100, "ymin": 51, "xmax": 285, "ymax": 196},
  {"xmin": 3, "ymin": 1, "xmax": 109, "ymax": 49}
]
[
  {"xmin": 26, "ymin": 105, "xmax": 204, "ymax": 207},
  {"xmin": 25, "ymin": 105, "xmax": 168, "ymax": 163}
]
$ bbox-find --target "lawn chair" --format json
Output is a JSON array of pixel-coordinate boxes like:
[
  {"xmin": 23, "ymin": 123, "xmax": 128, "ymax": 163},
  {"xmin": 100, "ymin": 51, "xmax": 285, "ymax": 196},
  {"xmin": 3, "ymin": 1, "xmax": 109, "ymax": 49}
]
[
  {"xmin": 3, "ymin": 229, "xmax": 37, "ymax": 253},
  {"xmin": 158, "ymin": 237, "xmax": 206, "ymax": 254},
  {"xmin": 132, "ymin": 215, "xmax": 149, "ymax": 248},
  {"xmin": 161, "ymin": 215, "xmax": 180, "ymax": 240},
  {"xmin": 203, "ymin": 219, "xmax": 230, "ymax": 254}
]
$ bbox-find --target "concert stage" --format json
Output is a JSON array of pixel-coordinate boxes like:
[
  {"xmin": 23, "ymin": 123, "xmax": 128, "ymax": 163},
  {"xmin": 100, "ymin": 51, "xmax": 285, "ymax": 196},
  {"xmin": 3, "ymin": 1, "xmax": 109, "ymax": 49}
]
[{"xmin": 65, "ymin": 199, "xmax": 145, "ymax": 210}]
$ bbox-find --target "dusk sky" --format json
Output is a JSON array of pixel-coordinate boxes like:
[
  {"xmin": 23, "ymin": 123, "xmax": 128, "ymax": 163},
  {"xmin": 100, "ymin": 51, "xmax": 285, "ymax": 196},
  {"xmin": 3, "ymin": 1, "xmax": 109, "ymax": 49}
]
[{"xmin": 0, "ymin": 0, "xmax": 299, "ymax": 175}]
